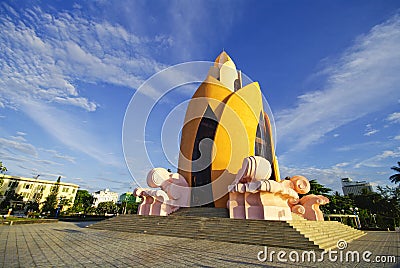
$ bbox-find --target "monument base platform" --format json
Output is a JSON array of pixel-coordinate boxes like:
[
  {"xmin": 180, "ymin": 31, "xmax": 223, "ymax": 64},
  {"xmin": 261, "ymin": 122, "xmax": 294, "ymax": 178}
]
[{"xmin": 89, "ymin": 213, "xmax": 365, "ymax": 250}]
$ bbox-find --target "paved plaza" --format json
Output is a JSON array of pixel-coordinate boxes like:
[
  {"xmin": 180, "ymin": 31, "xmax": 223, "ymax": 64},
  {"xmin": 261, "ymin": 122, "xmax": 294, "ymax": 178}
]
[{"xmin": 0, "ymin": 221, "xmax": 399, "ymax": 267}]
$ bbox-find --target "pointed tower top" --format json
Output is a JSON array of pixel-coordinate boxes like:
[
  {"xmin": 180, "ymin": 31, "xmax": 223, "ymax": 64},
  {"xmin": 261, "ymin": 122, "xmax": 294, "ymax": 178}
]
[
  {"xmin": 215, "ymin": 51, "xmax": 232, "ymax": 65},
  {"xmin": 207, "ymin": 51, "xmax": 240, "ymax": 91}
]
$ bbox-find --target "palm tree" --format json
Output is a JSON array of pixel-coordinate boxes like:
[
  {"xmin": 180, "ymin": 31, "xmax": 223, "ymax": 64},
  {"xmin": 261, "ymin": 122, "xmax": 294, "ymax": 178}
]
[
  {"xmin": 389, "ymin": 162, "xmax": 400, "ymax": 184},
  {"xmin": 0, "ymin": 161, "xmax": 7, "ymax": 174},
  {"xmin": 0, "ymin": 161, "xmax": 7, "ymax": 188},
  {"xmin": 308, "ymin": 179, "xmax": 332, "ymax": 195}
]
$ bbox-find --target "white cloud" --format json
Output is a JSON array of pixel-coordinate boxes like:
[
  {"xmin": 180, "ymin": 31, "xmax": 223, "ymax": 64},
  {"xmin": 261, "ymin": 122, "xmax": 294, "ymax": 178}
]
[
  {"xmin": 335, "ymin": 162, "xmax": 350, "ymax": 167},
  {"xmin": 20, "ymin": 99, "xmax": 122, "ymax": 167},
  {"xmin": 0, "ymin": 133, "xmax": 78, "ymax": 167},
  {"xmin": 364, "ymin": 124, "xmax": 379, "ymax": 136},
  {"xmin": 10, "ymin": 135, "xmax": 27, "ymax": 142},
  {"xmin": 279, "ymin": 163, "xmax": 353, "ymax": 192},
  {"xmin": 354, "ymin": 148, "xmax": 400, "ymax": 168},
  {"xmin": 0, "ymin": 4, "xmax": 172, "ymax": 166},
  {"xmin": 0, "ymin": 137, "xmax": 38, "ymax": 156},
  {"xmin": 276, "ymin": 14, "xmax": 400, "ymax": 151},
  {"xmin": 386, "ymin": 112, "xmax": 400, "ymax": 123},
  {"xmin": 335, "ymin": 141, "xmax": 382, "ymax": 152},
  {"xmin": 364, "ymin": 130, "xmax": 379, "ymax": 136},
  {"xmin": 41, "ymin": 149, "xmax": 76, "ymax": 164},
  {"xmin": 0, "ymin": 3, "xmax": 170, "ymax": 113},
  {"xmin": 53, "ymin": 97, "xmax": 97, "ymax": 112},
  {"xmin": 394, "ymin": 135, "xmax": 400, "ymax": 140}
]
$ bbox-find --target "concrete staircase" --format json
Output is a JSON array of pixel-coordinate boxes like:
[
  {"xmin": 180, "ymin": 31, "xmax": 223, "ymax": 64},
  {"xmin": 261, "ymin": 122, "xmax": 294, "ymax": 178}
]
[
  {"xmin": 89, "ymin": 214, "xmax": 320, "ymax": 250},
  {"xmin": 171, "ymin": 207, "xmax": 229, "ymax": 218},
  {"xmin": 89, "ymin": 210, "xmax": 365, "ymax": 251},
  {"xmin": 287, "ymin": 214, "xmax": 366, "ymax": 250}
]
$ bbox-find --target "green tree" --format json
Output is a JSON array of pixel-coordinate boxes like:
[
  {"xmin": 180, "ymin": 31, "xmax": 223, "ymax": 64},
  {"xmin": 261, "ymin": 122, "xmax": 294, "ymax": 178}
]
[
  {"xmin": 96, "ymin": 201, "xmax": 117, "ymax": 215},
  {"xmin": 323, "ymin": 191, "xmax": 354, "ymax": 215},
  {"xmin": 41, "ymin": 176, "xmax": 61, "ymax": 215},
  {"xmin": 25, "ymin": 201, "xmax": 40, "ymax": 213},
  {"xmin": 389, "ymin": 162, "xmax": 400, "ymax": 184},
  {"xmin": 308, "ymin": 179, "xmax": 332, "ymax": 195},
  {"xmin": 69, "ymin": 190, "xmax": 94, "ymax": 214},
  {"xmin": 0, "ymin": 163, "xmax": 24, "ymax": 209},
  {"xmin": 0, "ymin": 190, "xmax": 23, "ymax": 209}
]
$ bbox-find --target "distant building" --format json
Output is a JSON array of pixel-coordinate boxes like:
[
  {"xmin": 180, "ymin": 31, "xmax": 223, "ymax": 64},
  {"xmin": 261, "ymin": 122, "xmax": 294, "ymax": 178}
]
[
  {"xmin": 91, "ymin": 189, "xmax": 119, "ymax": 207},
  {"xmin": 0, "ymin": 175, "xmax": 79, "ymax": 211},
  {"xmin": 118, "ymin": 193, "xmax": 141, "ymax": 204},
  {"xmin": 341, "ymin": 178, "xmax": 373, "ymax": 196}
]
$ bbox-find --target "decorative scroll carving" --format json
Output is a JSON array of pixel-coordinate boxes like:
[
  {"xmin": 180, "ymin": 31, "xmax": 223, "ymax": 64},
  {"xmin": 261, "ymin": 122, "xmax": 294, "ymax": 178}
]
[
  {"xmin": 134, "ymin": 168, "xmax": 190, "ymax": 216},
  {"xmin": 228, "ymin": 156, "xmax": 329, "ymax": 221}
]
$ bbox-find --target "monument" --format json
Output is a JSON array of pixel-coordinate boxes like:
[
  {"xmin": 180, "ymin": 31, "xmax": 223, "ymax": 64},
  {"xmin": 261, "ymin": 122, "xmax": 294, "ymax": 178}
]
[{"xmin": 135, "ymin": 52, "xmax": 329, "ymax": 221}]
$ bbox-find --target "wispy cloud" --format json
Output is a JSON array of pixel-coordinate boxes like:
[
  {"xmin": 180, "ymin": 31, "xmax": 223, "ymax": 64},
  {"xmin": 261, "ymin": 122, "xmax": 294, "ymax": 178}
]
[
  {"xmin": 335, "ymin": 141, "xmax": 382, "ymax": 152},
  {"xmin": 364, "ymin": 124, "xmax": 379, "ymax": 136},
  {"xmin": 354, "ymin": 148, "xmax": 400, "ymax": 168},
  {"xmin": 279, "ymin": 163, "xmax": 354, "ymax": 192},
  {"xmin": 0, "ymin": 3, "xmax": 170, "ymax": 110},
  {"xmin": 276, "ymin": 14, "xmax": 400, "ymax": 151},
  {"xmin": 0, "ymin": 3, "xmax": 172, "ymax": 165},
  {"xmin": 0, "ymin": 137, "xmax": 38, "ymax": 156},
  {"xmin": 0, "ymin": 131, "xmax": 79, "ymax": 180},
  {"xmin": 41, "ymin": 149, "xmax": 75, "ymax": 164},
  {"xmin": 386, "ymin": 112, "xmax": 400, "ymax": 123},
  {"xmin": 335, "ymin": 162, "xmax": 350, "ymax": 167},
  {"xmin": 20, "ymin": 99, "xmax": 121, "ymax": 166}
]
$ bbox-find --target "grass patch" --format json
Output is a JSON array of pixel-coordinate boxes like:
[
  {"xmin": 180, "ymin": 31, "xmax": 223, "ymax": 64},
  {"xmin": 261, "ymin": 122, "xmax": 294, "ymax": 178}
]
[{"xmin": 3, "ymin": 217, "xmax": 41, "ymax": 221}]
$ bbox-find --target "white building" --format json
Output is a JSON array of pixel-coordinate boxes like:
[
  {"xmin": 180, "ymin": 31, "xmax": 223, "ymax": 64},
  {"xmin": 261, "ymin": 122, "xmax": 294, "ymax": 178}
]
[
  {"xmin": 0, "ymin": 175, "xmax": 79, "ymax": 211},
  {"xmin": 341, "ymin": 178, "xmax": 373, "ymax": 196},
  {"xmin": 91, "ymin": 189, "xmax": 119, "ymax": 207}
]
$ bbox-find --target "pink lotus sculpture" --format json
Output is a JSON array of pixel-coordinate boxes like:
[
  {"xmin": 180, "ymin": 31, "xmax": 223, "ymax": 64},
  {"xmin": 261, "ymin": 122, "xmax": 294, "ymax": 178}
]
[
  {"xmin": 134, "ymin": 168, "xmax": 190, "ymax": 216},
  {"xmin": 228, "ymin": 156, "xmax": 329, "ymax": 221}
]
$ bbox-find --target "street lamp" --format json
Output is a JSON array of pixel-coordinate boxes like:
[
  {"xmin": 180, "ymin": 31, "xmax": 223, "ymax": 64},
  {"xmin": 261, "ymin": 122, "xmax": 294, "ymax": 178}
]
[
  {"xmin": 55, "ymin": 197, "xmax": 63, "ymax": 218},
  {"xmin": 354, "ymin": 207, "xmax": 361, "ymax": 229},
  {"xmin": 372, "ymin": 213, "xmax": 377, "ymax": 227}
]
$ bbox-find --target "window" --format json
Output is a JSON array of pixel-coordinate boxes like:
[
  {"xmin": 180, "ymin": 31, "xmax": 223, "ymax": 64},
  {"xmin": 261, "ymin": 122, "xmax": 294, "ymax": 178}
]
[
  {"xmin": 8, "ymin": 181, "xmax": 19, "ymax": 188},
  {"xmin": 62, "ymin": 188, "xmax": 69, "ymax": 193},
  {"xmin": 72, "ymin": 189, "xmax": 76, "ymax": 194}
]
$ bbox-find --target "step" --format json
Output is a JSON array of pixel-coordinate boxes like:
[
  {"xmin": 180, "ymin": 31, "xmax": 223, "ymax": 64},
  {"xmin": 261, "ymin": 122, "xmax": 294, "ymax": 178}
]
[
  {"xmin": 89, "ymin": 215, "xmax": 319, "ymax": 250},
  {"xmin": 89, "ymin": 213, "xmax": 365, "ymax": 251},
  {"xmin": 288, "ymin": 217, "xmax": 366, "ymax": 251}
]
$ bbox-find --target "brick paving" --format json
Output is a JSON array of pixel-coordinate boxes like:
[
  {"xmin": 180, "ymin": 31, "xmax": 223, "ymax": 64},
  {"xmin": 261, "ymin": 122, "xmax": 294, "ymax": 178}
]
[{"xmin": 0, "ymin": 221, "xmax": 398, "ymax": 267}]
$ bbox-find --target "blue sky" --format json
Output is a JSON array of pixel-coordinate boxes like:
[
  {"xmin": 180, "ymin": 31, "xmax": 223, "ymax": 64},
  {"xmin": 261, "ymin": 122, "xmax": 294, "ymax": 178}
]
[{"xmin": 0, "ymin": 0, "xmax": 399, "ymax": 195}]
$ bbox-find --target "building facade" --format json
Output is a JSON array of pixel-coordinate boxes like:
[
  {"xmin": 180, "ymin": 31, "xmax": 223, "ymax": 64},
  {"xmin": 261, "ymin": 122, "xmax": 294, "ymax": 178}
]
[
  {"xmin": 0, "ymin": 175, "xmax": 79, "ymax": 211},
  {"xmin": 91, "ymin": 189, "xmax": 119, "ymax": 207},
  {"xmin": 341, "ymin": 177, "xmax": 373, "ymax": 195}
]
